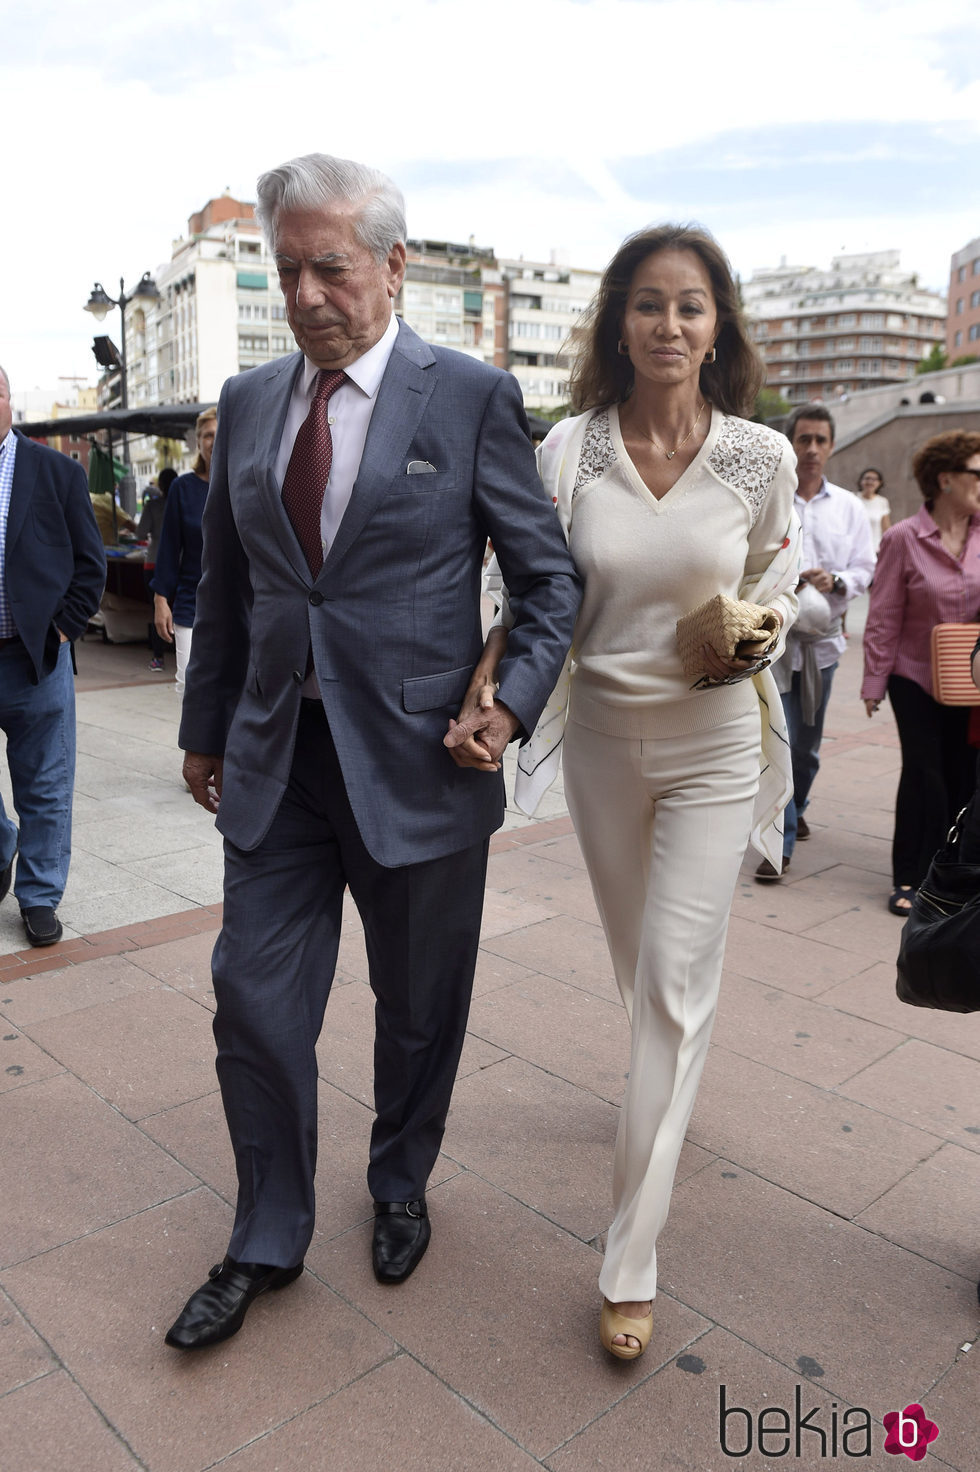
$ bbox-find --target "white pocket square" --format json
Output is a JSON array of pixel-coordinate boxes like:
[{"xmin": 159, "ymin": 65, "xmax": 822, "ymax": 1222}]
[{"xmin": 406, "ymin": 460, "xmax": 438, "ymax": 474}]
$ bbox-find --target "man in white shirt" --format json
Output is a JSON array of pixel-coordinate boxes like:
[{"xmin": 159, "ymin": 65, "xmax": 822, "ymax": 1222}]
[
  {"xmin": 165, "ymin": 152, "xmax": 580, "ymax": 1349},
  {"xmin": 756, "ymin": 404, "xmax": 874, "ymax": 880}
]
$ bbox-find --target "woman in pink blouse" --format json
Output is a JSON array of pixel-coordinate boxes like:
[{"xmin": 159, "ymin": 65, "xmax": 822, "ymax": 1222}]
[{"xmin": 862, "ymin": 430, "xmax": 980, "ymax": 914}]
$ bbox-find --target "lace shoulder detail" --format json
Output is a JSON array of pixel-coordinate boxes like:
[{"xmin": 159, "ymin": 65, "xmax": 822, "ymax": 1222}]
[
  {"xmin": 707, "ymin": 416, "xmax": 785, "ymax": 525},
  {"xmin": 572, "ymin": 409, "xmax": 616, "ymax": 501}
]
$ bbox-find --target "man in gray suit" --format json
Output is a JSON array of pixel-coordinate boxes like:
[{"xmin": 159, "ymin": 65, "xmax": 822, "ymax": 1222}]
[{"xmin": 165, "ymin": 153, "xmax": 580, "ymax": 1349}]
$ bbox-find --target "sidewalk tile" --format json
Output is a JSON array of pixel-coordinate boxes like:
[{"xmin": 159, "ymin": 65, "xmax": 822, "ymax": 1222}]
[
  {"xmin": 837, "ymin": 1039, "xmax": 980, "ymax": 1154},
  {"xmin": 0, "ymin": 953, "xmax": 159, "ymax": 1028},
  {"xmin": 0, "ymin": 1373, "xmax": 141, "ymax": 1471},
  {"xmin": 21, "ymin": 986, "xmax": 218, "ymax": 1122},
  {"xmin": 820, "ymin": 962, "xmax": 980, "ymax": 1064},
  {"xmin": 0, "ymin": 1073, "xmax": 194, "ymax": 1267},
  {"xmin": 2, "ymin": 1191, "xmax": 393, "ymax": 1472},
  {"xmin": 311, "ymin": 1172, "xmax": 710, "ymax": 1460},
  {"xmin": 713, "ymin": 970, "xmax": 901, "ymax": 1087},
  {"xmin": 445, "ymin": 1056, "xmax": 618, "ymax": 1241},
  {"xmin": 856, "ymin": 1142, "xmax": 980, "ymax": 1281},
  {"xmin": 482, "ymin": 915, "xmax": 617, "ymax": 1003},
  {"xmin": 690, "ymin": 1048, "xmax": 940, "ymax": 1219},
  {"xmin": 659, "ymin": 1162, "xmax": 978, "ymax": 1414},
  {"xmin": 0, "ymin": 1285, "xmax": 55, "ymax": 1393},
  {"xmin": 467, "ymin": 973, "xmax": 628, "ymax": 1103},
  {"xmin": 218, "ymin": 1354, "xmax": 543, "ymax": 1472},
  {"xmin": 722, "ymin": 913, "xmax": 872, "ymax": 997},
  {"xmin": 549, "ymin": 1324, "xmax": 902, "ymax": 1472}
]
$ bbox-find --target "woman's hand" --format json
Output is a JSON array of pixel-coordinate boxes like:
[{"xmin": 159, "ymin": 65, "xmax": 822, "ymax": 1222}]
[
  {"xmin": 698, "ymin": 642, "xmax": 757, "ymax": 682},
  {"xmin": 864, "ymin": 698, "xmax": 881, "ymax": 717},
  {"xmin": 153, "ymin": 593, "xmax": 175, "ymax": 645},
  {"xmin": 445, "ymin": 627, "xmax": 510, "ymax": 770}
]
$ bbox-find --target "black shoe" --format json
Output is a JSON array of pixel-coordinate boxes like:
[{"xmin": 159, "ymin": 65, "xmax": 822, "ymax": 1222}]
[
  {"xmin": 754, "ymin": 857, "xmax": 790, "ymax": 883},
  {"xmin": 164, "ymin": 1256, "xmax": 304, "ymax": 1349},
  {"xmin": 372, "ymin": 1199, "xmax": 431, "ymax": 1284},
  {"xmin": 0, "ymin": 847, "xmax": 15, "ymax": 905},
  {"xmin": 21, "ymin": 906, "xmax": 63, "ymax": 947},
  {"xmin": 796, "ymin": 815, "xmax": 811, "ymax": 840}
]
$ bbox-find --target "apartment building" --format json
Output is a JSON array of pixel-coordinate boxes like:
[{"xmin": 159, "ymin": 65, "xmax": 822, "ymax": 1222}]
[
  {"xmin": 743, "ymin": 251, "xmax": 946, "ymax": 405},
  {"xmin": 946, "ymin": 236, "xmax": 980, "ymax": 363}
]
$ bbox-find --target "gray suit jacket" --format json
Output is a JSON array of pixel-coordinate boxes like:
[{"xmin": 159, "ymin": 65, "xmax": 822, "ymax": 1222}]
[{"xmin": 178, "ymin": 321, "xmax": 581, "ymax": 865}]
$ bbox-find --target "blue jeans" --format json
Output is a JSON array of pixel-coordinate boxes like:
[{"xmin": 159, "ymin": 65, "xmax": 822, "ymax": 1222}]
[
  {"xmin": 0, "ymin": 639, "xmax": 76, "ymax": 908},
  {"xmin": 780, "ymin": 661, "xmax": 837, "ymax": 860}
]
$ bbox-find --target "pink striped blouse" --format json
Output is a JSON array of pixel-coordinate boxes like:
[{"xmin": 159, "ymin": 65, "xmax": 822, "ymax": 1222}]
[{"xmin": 861, "ymin": 505, "xmax": 980, "ymax": 700}]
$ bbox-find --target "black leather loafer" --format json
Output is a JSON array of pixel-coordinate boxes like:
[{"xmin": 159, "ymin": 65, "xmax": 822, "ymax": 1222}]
[
  {"xmin": 164, "ymin": 1256, "xmax": 304, "ymax": 1349},
  {"xmin": 372, "ymin": 1199, "xmax": 431, "ymax": 1284},
  {"xmin": 21, "ymin": 906, "xmax": 63, "ymax": 947}
]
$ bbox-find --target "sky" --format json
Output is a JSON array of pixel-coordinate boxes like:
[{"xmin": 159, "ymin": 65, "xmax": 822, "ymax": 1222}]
[{"xmin": 4, "ymin": 0, "xmax": 980, "ymax": 395}]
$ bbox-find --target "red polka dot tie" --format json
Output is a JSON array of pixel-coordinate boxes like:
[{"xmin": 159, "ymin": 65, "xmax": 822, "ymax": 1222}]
[{"xmin": 281, "ymin": 369, "xmax": 346, "ymax": 575}]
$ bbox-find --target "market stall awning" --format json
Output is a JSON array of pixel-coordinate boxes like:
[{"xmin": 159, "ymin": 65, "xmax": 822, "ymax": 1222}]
[{"xmin": 16, "ymin": 404, "xmax": 211, "ymax": 440}]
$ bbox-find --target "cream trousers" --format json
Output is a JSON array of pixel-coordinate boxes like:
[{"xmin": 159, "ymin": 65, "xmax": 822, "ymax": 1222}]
[
  {"xmin": 563, "ymin": 709, "xmax": 761, "ymax": 1303},
  {"xmin": 173, "ymin": 624, "xmax": 193, "ymax": 697}
]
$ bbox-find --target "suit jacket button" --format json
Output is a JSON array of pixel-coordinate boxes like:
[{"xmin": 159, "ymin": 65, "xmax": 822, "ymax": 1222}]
[
  {"xmin": 291, "ymin": 669, "xmax": 303, "ymax": 684},
  {"xmin": 309, "ymin": 591, "xmax": 324, "ymax": 606}
]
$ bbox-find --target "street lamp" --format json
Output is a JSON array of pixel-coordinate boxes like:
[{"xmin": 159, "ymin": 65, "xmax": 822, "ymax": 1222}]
[
  {"xmin": 84, "ymin": 272, "xmax": 160, "ymax": 410},
  {"xmin": 84, "ymin": 272, "xmax": 160, "ymax": 523}
]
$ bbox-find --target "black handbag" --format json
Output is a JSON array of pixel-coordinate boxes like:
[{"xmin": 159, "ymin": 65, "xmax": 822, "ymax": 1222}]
[{"xmin": 896, "ymin": 807, "xmax": 980, "ymax": 1013}]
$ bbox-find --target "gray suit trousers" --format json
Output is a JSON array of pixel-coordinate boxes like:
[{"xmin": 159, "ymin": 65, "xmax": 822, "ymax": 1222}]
[{"xmin": 212, "ymin": 700, "xmax": 489, "ymax": 1267}]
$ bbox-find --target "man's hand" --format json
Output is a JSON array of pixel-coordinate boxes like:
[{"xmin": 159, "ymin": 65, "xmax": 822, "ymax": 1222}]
[
  {"xmin": 183, "ymin": 752, "xmax": 223, "ymax": 812},
  {"xmin": 863, "ymin": 698, "xmax": 881, "ymax": 718},
  {"xmin": 154, "ymin": 593, "xmax": 175, "ymax": 645},
  {"xmin": 444, "ymin": 700, "xmax": 520, "ymax": 772},
  {"xmin": 799, "ymin": 566, "xmax": 834, "ymax": 594}
]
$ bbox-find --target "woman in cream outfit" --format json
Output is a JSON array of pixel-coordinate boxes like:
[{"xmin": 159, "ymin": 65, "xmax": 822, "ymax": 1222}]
[{"xmin": 449, "ymin": 225, "xmax": 799, "ymax": 1359}]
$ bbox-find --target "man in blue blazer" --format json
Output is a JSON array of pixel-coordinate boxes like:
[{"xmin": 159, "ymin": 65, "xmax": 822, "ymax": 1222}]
[
  {"xmin": 165, "ymin": 154, "xmax": 581, "ymax": 1350},
  {"xmin": 0, "ymin": 367, "xmax": 105, "ymax": 946}
]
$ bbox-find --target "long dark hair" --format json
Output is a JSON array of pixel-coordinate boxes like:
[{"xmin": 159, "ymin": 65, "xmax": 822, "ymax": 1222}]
[{"xmin": 568, "ymin": 224, "xmax": 763, "ymax": 416}]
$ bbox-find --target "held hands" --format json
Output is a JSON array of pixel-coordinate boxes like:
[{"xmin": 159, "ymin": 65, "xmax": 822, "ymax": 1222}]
[{"xmin": 183, "ymin": 752, "xmax": 223, "ymax": 812}]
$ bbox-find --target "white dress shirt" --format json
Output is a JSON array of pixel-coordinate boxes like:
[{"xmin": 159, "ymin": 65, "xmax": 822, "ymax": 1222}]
[
  {"xmin": 274, "ymin": 311, "xmax": 400, "ymax": 560},
  {"xmin": 788, "ymin": 478, "xmax": 875, "ymax": 670}
]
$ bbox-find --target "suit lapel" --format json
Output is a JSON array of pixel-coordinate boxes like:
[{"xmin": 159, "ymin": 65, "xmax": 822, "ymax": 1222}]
[
  {"xmin": 6, "ymin": 435, "xmax": 39, "ymax": 552},
  {"xmin": 320, "ymin": 325, "xmax": 436, "ymax": 576},
  {"xmin": 252, "ymin": 354, "xmax": 310, "ymax": 579}
]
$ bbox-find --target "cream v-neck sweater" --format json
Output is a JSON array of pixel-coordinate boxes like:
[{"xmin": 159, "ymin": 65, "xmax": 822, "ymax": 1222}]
[{"xmin": 567, "ymin": 405, "xmax": 797, "ymax": 739}]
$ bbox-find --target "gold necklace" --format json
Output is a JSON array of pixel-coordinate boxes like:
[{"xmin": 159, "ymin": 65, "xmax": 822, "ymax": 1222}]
[{"xmin": 628, "ymin": 399, "xmax": 706, "ymax": 460}]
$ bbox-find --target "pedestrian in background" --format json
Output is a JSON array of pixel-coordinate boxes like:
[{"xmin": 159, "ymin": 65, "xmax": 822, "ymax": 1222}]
[
  {"xmin": 0, "ymin": 364, "xmax": 105, "ymax": 946},
  {"xmin": 138, "ymin": 465, "xmax": 177, "ymax": 671},
  {"xmin": 856, "ymin": 466, "xmax": 891, "ymax": 554},
  {"xmin": 862, "ymin": 430, "xmax": 980, "ymax": 914},
  {"xmin": 151, "ymin": 409, "xmax": 216, "ymax": 694}
]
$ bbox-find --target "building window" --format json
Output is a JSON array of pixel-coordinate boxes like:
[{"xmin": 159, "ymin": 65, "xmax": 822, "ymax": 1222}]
[
  {"xmin": 974, "ymin": 258, "xmax": 980, "ymax": 274},
  {"xmin": 971, "ymin": 291, "xmax": 980, "ymax": 309},
  {"xmin": 956, "ymin": 299, "xmax": 964, "ymax": 314},
  {"xmin": 955, "ymin": 330, "xmax": 963, "ymax": 347},
  {"xmin": 970, "ymin": 324, "xmax": 980, "ymax": 341},
  {"xmin": 835, "ymin": 360, "xmax": 853, "ymax": 372},
  {"xmin": 958, "ymin": 266, "xmax": 966, "ymax": 282},
  {"xmin": 838, "ymin": 314, "xmax": 856, "ymax": 327}
]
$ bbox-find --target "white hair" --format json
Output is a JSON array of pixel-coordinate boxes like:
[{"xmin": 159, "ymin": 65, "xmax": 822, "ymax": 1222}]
[{"xmin": 255, "ymin": 152, "xmax": 406, "ymax": 263}]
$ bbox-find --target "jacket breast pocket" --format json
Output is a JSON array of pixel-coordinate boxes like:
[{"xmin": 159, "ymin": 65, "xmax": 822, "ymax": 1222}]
[
  {"xmin": 388, "ymin": 471, "xmax": 456, "ymax": 497},
  {"xmin": 402, "ymin": 665, "xmax": 472, "ymax": 712}
]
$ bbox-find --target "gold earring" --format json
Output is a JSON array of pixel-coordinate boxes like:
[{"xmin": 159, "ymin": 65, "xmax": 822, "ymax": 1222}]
[
  {"xmin": 618, "ymin": 339, "xmax": 631, "ymax": 356},
  {"xmin": 703, "ymin": 346, "xmax": 717, "ymax": 364}
]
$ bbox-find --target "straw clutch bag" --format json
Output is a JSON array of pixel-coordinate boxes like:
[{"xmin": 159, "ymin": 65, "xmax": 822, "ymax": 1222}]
[
  {"xmin": 930, "ymin": 624, "xmax": 980, "ymax": 706},
  {"xmin": 676, "ymin": 595, "xmax": 780, "ymax": 680}
]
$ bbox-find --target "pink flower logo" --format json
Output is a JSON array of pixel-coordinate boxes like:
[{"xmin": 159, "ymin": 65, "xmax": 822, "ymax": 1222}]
[{"xmin": 883, "ymin": 1404, "xmax": 939, "ymax": 1460}]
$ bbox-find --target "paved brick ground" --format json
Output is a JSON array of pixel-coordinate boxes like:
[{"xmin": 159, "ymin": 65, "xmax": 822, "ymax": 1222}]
[{"xmin": 0, "ymin": 620, "xmax": 977, "ymax": 1470}]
